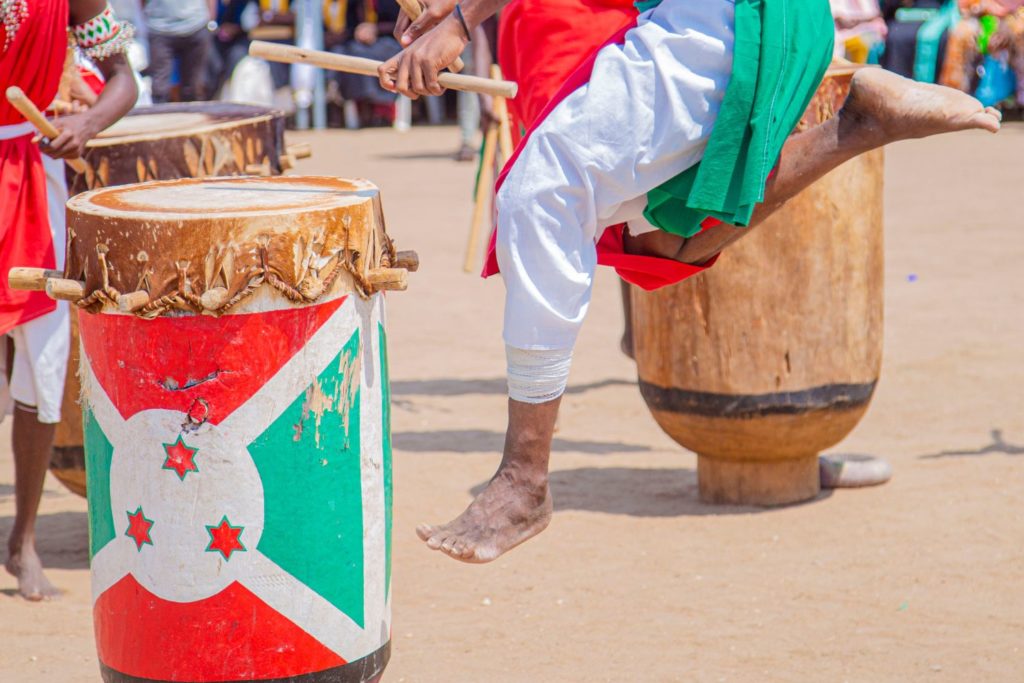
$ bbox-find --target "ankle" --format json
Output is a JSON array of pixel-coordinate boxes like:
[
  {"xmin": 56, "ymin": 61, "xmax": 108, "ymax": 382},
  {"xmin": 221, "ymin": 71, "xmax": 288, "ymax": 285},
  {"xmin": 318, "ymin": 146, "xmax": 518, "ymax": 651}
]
[
  {"xmin": 8, "ymin": 533, "xmax": 35, "ymax": 558},
  {"xmin": 495, "ymin": 458, "xmax": 549, "ymax": 491}
]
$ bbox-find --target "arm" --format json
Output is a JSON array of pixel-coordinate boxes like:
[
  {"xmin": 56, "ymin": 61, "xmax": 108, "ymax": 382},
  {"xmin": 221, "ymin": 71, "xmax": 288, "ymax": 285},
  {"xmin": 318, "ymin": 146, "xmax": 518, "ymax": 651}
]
[
  {"xmin": 377, "ymin": 0, "xmax": 508, "ymax": 97},
  {"xmin": 43, "ymin": 0, "xmax": 139, "ymax": 159}
]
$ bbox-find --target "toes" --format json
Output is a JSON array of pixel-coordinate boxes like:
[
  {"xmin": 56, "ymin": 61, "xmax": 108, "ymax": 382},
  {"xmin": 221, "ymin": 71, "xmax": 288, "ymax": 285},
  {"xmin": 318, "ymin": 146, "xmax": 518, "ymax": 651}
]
[
  {"xmin": 972, "ymin": 108, "xmax": 1002, "ymax": 134},
  {"xmin": 415, "ymin": 523, "xmax": 434, "ymax": 542},
  {"xmin": 425, "ymin": 532, "xmax": 446, "ymax": 550}
]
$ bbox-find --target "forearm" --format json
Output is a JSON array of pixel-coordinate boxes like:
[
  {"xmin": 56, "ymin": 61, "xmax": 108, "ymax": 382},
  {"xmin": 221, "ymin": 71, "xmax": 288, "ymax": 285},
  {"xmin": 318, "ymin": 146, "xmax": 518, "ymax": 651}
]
[
  {"xmin": 457, "ymin": 0, "xmax": 511, "ymax": 31},
  {"xmin": 85, "ymin": 56, "xmax": 138, "ymax": 136}
]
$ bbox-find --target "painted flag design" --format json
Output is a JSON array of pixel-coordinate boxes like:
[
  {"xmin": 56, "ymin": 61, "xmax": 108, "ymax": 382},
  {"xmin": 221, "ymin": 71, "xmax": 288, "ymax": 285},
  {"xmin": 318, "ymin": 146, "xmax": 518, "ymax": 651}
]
[{"xmin": 80, "ymin": 294, "xmax": 392, "ymax": 682}]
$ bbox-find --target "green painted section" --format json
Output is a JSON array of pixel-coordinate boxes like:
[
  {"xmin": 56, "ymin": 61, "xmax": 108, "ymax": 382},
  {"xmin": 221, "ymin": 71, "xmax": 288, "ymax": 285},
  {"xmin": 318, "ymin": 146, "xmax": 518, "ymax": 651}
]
[
  {"xmin": 83, "ymin": 406, "xmax": 116, "ymax": 558},
  {"xmin": 249, "ymin": 330, "xmax": 366, "ymax": 626},
  {"xmin": 379, "ymin": 323, "xmax": 393, "ymax": 600}
]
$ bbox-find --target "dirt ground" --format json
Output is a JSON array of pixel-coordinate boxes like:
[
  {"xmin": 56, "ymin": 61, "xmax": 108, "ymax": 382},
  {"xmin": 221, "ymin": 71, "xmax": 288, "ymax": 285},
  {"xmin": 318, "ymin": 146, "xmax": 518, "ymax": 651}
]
[{"xmin": 0, "ymin": 123, "xmax": 1021, "ymax": 683}]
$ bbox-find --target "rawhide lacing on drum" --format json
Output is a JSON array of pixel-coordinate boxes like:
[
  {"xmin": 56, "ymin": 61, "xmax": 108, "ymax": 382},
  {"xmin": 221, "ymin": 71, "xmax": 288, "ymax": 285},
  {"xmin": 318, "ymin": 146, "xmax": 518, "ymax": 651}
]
[{"xmin": 72, "ymin": 236, "xmax": 401, "ymax": 318}]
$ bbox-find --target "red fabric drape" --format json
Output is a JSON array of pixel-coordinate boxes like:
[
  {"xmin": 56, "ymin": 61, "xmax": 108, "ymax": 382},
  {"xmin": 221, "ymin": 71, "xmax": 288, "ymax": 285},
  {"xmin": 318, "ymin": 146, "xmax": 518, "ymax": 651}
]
[
  {"xmin": 486, "ymin": 5, "xmax": 719, "ymax": 290},
  {"xmin": 0, "ymin": 0, "xmax": 70, "ymax": 333},
  {"xmin": 498, "ymin": 0, "xmax": 637, "ymax": 140}
]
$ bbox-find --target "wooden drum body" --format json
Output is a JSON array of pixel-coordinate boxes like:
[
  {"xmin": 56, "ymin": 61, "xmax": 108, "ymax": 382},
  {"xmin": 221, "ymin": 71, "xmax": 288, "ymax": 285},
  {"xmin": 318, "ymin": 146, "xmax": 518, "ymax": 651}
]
[
  {"xmin": 68, "ymin": 102, "xmax": 286, "ymax": 194},
  {"xmin": 66, "ymin": 177, "xmax": 407, "ymax": 682},
  {"xmin": 52, "ymin": 102, "xmax": 287, "ymax": 497},
  {"xmin": 632, "ymin": 68, "xmax": 883, "ymax": 506}
]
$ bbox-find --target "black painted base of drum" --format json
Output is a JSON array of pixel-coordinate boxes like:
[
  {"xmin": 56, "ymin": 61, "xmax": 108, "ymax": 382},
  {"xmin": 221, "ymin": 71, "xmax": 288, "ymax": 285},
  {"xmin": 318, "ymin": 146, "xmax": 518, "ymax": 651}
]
[
  {"xmin": 638, "ymin": 380, "xmax": 877, "ymax": 419},
  {"xmin": 100, "ymin": 641, "xmax": 390, "ymax": 683}
]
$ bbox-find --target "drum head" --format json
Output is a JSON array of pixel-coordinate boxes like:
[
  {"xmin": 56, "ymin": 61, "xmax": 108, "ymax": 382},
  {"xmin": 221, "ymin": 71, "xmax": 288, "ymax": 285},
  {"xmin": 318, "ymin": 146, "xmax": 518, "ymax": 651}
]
[{"xmin": 88, "ymin": 102, "xmax": 283, "ymax": 147}]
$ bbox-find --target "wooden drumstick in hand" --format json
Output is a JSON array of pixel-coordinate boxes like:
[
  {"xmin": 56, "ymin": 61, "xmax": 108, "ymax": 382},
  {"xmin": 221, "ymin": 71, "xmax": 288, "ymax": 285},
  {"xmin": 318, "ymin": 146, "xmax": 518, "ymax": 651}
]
[
  {"xmin": 394, "ymin": 0, "xmax": 465, "ymax": 72},
  {"xmin": 5, "ymin": 86, "xmax": 88, "ymax": 174},
  {"xmin": 249, "ymin": 41, "xmax": 518, "ymax": 98}
]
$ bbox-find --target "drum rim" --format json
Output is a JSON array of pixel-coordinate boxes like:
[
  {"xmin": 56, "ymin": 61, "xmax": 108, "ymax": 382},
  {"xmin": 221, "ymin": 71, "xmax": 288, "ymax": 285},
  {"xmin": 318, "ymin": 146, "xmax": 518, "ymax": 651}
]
[{"xmin": 66, "ymin": 175, "xmax": 380, "ymax": 219}]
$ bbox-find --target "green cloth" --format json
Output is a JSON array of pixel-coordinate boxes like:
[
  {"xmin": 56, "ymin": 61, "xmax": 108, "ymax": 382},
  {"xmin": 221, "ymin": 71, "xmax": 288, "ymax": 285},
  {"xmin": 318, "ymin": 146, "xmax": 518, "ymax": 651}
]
[{"xmin": 641, "ymin": 0, "xmax": 835, "ymax": 237}]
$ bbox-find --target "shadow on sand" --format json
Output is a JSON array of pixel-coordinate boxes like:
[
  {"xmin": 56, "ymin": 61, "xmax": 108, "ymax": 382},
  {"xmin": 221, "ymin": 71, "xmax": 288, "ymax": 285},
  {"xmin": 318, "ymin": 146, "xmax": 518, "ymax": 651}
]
[
  {"xmin": 392, "ymin": 377, "xmax": 635, "ymax": 398},
  {"xmin": 469, "ymin": 466, "xmax": 832, "ymax": 518},
  {"xmin": 394, "ymin": 429, "xmax": 650, "ymax": 455},
  {"xmin": 0, "ymin": 510, "xmax": 89, "ymax": 571},
  {"xmin": 918, "ymin": 428, "xmax": 1024, "ymax": 459}
]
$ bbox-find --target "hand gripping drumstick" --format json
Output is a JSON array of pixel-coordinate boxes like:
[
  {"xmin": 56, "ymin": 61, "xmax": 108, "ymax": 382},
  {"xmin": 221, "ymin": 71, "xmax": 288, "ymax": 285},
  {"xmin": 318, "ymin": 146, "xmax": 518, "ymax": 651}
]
[
  {"xmin": 5, "ymin": 87, "xmax": 88, "ymax": 174},
  {"xmin": 249, "ymin": 41, "xmax": 517, "ymax": 99},
  {"xmin": 393, "ymin": 0, "xmax": 465, "ymax": 73}
]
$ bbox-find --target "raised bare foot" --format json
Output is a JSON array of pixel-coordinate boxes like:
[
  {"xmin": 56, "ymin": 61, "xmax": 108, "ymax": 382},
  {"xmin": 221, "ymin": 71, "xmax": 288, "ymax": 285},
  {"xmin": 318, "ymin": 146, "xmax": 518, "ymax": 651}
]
[
  {"xmin": 416, "ymin": 466, "xmax": 553, "ymax": 563},
  {"xmin": 841, "ymin": 67, "xmax": 1001, "ymax": 146},
  {"xmin": 5, "ymin": 548, "xmax": 59, "ymax": 601}
]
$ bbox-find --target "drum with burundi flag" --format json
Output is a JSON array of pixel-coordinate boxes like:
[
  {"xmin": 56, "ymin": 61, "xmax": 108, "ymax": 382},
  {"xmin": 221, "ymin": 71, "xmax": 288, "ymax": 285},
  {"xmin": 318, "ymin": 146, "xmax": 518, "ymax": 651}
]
[{"xmin": 62, "ymin": 176, "xmax": 415, "ymax": 682}]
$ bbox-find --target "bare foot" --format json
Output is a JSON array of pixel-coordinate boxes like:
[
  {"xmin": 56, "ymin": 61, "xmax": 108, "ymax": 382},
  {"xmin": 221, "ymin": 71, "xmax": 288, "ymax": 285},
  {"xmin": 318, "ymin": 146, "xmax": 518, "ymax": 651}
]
[
  {"xmin": 416, "ymin": 466, "xmax": 553, "ymax": 563},
  {"xmin": 841, "ymin": 67, "xmax": 1002, "ymax": 147},
  {"xmin": 5, "ymin": 548, "xmax": 59, "ymax": 601}
]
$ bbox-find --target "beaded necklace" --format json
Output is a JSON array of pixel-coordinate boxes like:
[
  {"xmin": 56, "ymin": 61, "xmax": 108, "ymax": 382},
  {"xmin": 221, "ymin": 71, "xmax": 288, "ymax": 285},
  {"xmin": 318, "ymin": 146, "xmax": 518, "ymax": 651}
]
[{"xmin": 1, "ymin": 0, "xmax": 29, "ymax": 53}]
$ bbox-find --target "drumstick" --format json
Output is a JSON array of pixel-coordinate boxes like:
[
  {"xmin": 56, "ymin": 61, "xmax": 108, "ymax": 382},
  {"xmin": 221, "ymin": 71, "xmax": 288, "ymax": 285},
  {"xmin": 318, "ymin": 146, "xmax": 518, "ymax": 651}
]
[
  {"xmin": 8, "ymin": 267, "xmax": 64, "ymax": 291},
  {"xmin": 5, "ymin": 87, "xmax": 88, "ymax": 174},
  {"xmin": 490, "ymin": 65, "xmax": 514, "ymax": 163},
  {"xmin": 394, "ymin": 0, "xmax": 465, "ymax": 73},
  {"xmin": 249, "ymin": 41, "xmax": 518, "ymax": 99},
  {"xmin": 464, "ymin": 122, "xmax": 498, "ymax": 272}
]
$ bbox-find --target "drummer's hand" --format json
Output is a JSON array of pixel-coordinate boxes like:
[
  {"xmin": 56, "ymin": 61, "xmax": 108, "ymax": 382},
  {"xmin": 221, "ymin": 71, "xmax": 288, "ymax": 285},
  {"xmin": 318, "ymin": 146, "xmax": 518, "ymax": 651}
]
[
  {"xmin": 39, "ymin": 113, "xmax": 97, "ymax": 159},
  {"xmin": 379, "ymin": 17, "xmax": 467, "ymax": 98},
  {"xmin": 394, "ymin": 0, "xmax": 457, "ymax": 46}
]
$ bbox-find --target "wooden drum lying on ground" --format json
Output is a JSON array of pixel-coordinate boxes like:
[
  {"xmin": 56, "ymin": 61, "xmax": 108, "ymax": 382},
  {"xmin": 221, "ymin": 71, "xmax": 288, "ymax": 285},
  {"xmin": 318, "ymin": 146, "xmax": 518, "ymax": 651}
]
[
  {"xmin": 67, "ymin": 101, "xmax": 287, "ymax": 194},
  {"xmin": 62, "ymin": 176, "xmax": 410, "ymax": 682},
  {"xmin": 51, "ymin": 102, "xmax": 290, "ymax": 497},
  {"xmin": 632, "ymin": 66, "xmax": 883, "ymax": 506}
]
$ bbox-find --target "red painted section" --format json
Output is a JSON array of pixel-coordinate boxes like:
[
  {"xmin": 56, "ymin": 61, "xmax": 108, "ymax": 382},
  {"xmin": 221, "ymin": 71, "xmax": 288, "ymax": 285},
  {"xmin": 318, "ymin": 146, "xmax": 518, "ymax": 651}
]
[
  {"xmin": 79, "ymin": 297, "xmax": 345, "ymax": 425},
  {"xmin": 95, "ymin": 574, "xmax": 347, "ymax": 681}
]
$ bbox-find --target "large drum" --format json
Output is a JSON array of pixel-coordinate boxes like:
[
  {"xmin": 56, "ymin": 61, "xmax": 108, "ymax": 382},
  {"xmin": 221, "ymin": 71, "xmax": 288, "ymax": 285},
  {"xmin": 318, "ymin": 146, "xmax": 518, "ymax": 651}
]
[
  {"xmin": 64, "ymin": 176, "xmax": 409, "ymax": 682},
  {"xmin": 632, "ymin": 66, "xmax": 883, "ymax": 506},
  {"xmin": 51, "ymin": 102, "xmax": 289, "ymax": 498},
  {"xmin": 68, "ymin": 101, "xmax": 287, "ymax": 194}
]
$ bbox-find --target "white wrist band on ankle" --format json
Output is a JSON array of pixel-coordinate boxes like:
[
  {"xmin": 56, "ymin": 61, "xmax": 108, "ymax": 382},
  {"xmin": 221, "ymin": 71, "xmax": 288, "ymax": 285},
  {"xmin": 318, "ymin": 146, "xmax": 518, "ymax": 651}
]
[{"xmin": 506, "ymin": 345, "xmax": 573, "ymax": 404}]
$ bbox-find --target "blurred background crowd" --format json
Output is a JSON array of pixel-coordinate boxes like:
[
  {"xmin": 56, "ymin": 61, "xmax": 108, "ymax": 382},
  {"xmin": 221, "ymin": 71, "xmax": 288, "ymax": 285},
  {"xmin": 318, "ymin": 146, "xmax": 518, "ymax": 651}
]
[{"xmin": 103, "ymin": 0, "xmax": 1024, "ymax": 160}]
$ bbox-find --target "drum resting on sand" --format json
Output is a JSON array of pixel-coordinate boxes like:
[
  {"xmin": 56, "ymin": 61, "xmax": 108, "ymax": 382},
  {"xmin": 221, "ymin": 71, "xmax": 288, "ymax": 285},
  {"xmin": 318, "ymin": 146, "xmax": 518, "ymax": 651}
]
[
  {"xmin": 631, "ymin": 66, "xmax": 884, "ymax": 506},
  {"xmin": 51, "ymin": 102, "xmax": 292, "ymax": 497},
  {"xmin": 48, "ymin": 175, "xmax": 412, "ymax": 682}
]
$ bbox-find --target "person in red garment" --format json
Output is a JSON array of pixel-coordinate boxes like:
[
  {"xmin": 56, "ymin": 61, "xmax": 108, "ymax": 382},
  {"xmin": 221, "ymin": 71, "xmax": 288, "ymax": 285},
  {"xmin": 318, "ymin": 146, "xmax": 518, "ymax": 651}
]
[{"xmin": 0, "ymin": 0, "xmax": 136, "ymax": 600}]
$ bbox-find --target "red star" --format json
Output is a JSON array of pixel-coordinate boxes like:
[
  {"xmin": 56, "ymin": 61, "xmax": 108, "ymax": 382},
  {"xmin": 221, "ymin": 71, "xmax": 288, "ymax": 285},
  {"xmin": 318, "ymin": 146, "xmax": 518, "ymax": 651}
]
[
  {"xmin": 206, "ymin": 516, "xmax": 246, "ymax": 561},
  {"xmin": 125, "ymin": 507, "xmax": 154, "ymax": 551},
  {"xmin": 162, "ymin": 435, "xmax": 199, "ymax": 480}
]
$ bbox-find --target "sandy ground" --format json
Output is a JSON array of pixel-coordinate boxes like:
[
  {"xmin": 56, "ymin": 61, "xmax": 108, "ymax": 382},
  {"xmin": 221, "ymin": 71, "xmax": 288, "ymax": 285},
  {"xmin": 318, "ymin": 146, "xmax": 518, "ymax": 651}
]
[{"xmin": 0, "ymin": 123, "xmax": 1022, "ymax": 682}]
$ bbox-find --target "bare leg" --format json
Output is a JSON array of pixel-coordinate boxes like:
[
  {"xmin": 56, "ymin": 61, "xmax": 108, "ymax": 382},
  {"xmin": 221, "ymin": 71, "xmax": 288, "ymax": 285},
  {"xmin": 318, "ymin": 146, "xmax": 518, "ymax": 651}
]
[
  {"xmin": 5, "ymin": 403, "xmax": 59, "ymax": 600},
  {"xmin": 627, "ymin": 68, "xmax": 1002, "ymax": 264},
  {"xmin": 619, "ymin": 279, "xmax": 634, "ymax": 360},
  {"xmin": 416, "ymin": 398, "xmax": 556, "ymax": 563},
  {"xmin": 417, "ymin": 69, "xmax": 1003, "ymax": 565}
]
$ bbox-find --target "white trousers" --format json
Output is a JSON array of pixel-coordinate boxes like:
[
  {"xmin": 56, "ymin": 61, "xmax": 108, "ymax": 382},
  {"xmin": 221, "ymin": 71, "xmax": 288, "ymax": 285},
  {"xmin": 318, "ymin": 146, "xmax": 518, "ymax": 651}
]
[
  {"xmin": 496, "ymin": 0, "xmax": 735, "ymax": 352},
  {"xmin": 0, "ymin": 147, "xmax": 70, "ymax": 424}
]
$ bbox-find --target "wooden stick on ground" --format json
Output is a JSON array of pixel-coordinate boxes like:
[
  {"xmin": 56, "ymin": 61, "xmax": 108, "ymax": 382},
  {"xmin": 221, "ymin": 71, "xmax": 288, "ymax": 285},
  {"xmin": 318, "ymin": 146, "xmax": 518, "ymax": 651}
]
[
  {"xmin": 249, "ymin": 41, "xmax": 518, "ymax": 99},
  {"xmin": 464, "ymin": 122, "xmax": 498, "ymax": 273},
  {"xmin": 394, "ymin": 0, "xmax": 465, "ymax": 73},
  {"xmin": 5, "ymin": 87, "xmax": 88, "ymax": 174}
]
